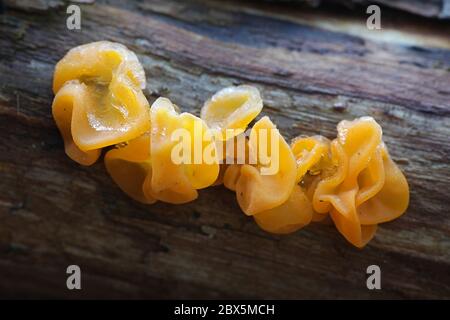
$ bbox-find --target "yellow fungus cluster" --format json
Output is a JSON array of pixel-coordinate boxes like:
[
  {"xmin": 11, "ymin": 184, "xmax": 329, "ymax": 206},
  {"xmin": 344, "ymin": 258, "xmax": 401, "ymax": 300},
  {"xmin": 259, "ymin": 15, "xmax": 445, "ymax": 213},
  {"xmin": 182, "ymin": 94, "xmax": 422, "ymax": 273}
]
[
  {"xmin": 52, "ymin": 41, "xmax": 150, "ymax": 165},
  {"xmin": 105, "ymin": 97, "xmax": 220, "ymax": 204},
  {"xmin": 52, "ymin": 42, "xmax": 409, "ymax": 248},
  {"xmin": 223, "ymin": 117, "xmax": 409, "ymax": 247}
]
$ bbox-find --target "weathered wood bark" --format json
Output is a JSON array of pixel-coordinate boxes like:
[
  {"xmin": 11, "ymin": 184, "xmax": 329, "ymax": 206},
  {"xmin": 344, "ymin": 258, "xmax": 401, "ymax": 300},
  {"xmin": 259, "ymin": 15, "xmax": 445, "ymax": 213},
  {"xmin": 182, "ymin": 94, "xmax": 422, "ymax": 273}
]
[
  {"xmin": 0, "ymin": 0, "xmax": 449, "ymax": 299},
  {"xmin": 263, "ymin": 0, "xmax": 450, "ymax": 19},
  {"xmin": 329, "ymin": 0, "xmax": 450, "ymax": 19}
]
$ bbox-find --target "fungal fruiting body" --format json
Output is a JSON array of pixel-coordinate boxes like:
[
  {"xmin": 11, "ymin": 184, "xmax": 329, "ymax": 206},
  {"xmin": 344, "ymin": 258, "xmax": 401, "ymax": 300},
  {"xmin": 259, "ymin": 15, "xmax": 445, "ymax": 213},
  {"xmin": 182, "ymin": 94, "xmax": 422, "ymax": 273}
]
[
  {"xmin": 200, "ymin": 85, "xmax": 263, "ymax": 140},
  {"xmin": 52, "ymin": 42, "xmax": 409, "ymax": 248},
  {"xmin": 52, "ymin": 41, "xmax": 150, "ymax": 165},
  {"xmin": 104, "ymin": 133, "xmax": 156, "ymax": 204},
  {"xmin": 105, "ymin": 97, "xmax": 220, "ymax": 205},
  {"xmin": 307, "ymin": 117, "xmax": 409, "ymax": 247},
  {"xmin": 234, "ymin": 116, "xmax": 297, "ymax": 215}
]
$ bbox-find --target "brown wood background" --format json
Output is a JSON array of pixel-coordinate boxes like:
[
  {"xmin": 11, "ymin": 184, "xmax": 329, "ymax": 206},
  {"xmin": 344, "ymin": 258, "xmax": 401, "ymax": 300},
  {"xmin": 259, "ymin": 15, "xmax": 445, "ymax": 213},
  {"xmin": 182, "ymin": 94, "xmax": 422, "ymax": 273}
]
[{"xmin": 0, "ymin": 0, "xmax": 449, "ymax": 299}]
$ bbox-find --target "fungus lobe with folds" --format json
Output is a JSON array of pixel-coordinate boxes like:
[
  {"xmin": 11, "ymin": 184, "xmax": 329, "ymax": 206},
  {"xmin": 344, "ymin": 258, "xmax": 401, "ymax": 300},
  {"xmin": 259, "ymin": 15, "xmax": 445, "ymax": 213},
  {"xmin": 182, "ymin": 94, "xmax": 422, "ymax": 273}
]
[
  {"xmin": 235, "ymin": 116, "xmax": 297, "ymax": 216},
  {"xmin": 52, "ymin": 41, "xmax": 150, "ymax": 165}
]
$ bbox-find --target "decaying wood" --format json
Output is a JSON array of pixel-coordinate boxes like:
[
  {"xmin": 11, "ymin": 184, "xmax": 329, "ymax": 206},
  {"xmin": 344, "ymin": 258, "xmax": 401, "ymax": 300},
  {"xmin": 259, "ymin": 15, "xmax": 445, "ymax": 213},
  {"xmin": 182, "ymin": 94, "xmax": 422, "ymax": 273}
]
[
  {"xmin": 330, "ymin": 0, "xmax": 450, "ymax": 19},
  {"xmin": 3, "ymin": 0, "xmax": 65, "ymax": 12},
  {"xmin": 264, "ymin": 0, "xmax": 450, "ymax": 19},
  {"xmin": 0, "ymin": 0, "xmax": 449, "ymax": 299}
]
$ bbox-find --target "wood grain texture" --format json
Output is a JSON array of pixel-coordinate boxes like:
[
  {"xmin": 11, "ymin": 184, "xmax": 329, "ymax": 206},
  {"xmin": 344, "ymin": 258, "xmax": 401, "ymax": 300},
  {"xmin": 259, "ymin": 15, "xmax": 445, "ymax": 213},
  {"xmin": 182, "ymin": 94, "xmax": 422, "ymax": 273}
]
[
  {"xmin": 329, "ymin": 0, "xmax": 450, "ymax": 19},
  {"xmin": 0, "ymin": 0, "xmax": 449, "ymax": 299},
  {"xmin": 260, "ymin": 1, "xmax": 450, "ymax": 20}
]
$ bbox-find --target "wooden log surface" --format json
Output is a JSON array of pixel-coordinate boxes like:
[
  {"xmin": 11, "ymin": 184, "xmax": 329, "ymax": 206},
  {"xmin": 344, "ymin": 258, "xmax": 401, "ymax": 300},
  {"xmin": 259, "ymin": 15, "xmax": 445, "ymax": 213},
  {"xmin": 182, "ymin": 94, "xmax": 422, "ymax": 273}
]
[
  {"xmin": 263, "ymin": 0, "xmax": 450, "ymax": 19},
  {"xmin": 5, "ymin": 0, "xmax": 450, "ymax": 19},
  {"xmin": 330, "ymin": 0, "xmax": 450, "ymax": 19},
  {"xmin": 0, "ymin": 0, "xmax": 449, "ymax": 299}
]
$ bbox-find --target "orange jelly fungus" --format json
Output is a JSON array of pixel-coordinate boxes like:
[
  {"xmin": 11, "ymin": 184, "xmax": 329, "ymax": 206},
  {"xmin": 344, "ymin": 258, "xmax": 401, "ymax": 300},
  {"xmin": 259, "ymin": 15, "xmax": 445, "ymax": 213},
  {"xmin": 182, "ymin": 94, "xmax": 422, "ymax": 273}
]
[
  {"xmin": 148, "ymin": 97, "xmax": 219, "ymax": 203},
  {"xmin": 201, "ymin": 85, "xmax": 263, "ymax": 140},
  {"xmin": 310, "ymin": 117, "xmax": 409, "ymax": 247},
  {"xmin": 105, "ymin": 97, "xmax": 220, "ymax": 205},
  {"xmin": 249, "ymin": 135, "xmax": 328, "ymax": 234},
  {"xmin": 235, "ymin": 116, "xmax": 297, "ymax": 215},
  {"xmin": 53, "ymin": 42, "xmax": 409, "ymax": 248},
  {"xmin": 291, "ymin": 135, "xmax": 330, "ymax": 184},
  {"xmin": 52, "ymin": 41, "xmax": 150, "ymax": 165},
  {"xmin": 104, "ymin": 133, "xmax": 156, "ymax": 204},
  {"xmin": 254, "ymin": 185, "xmax": 312, "ymax": 234}
]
